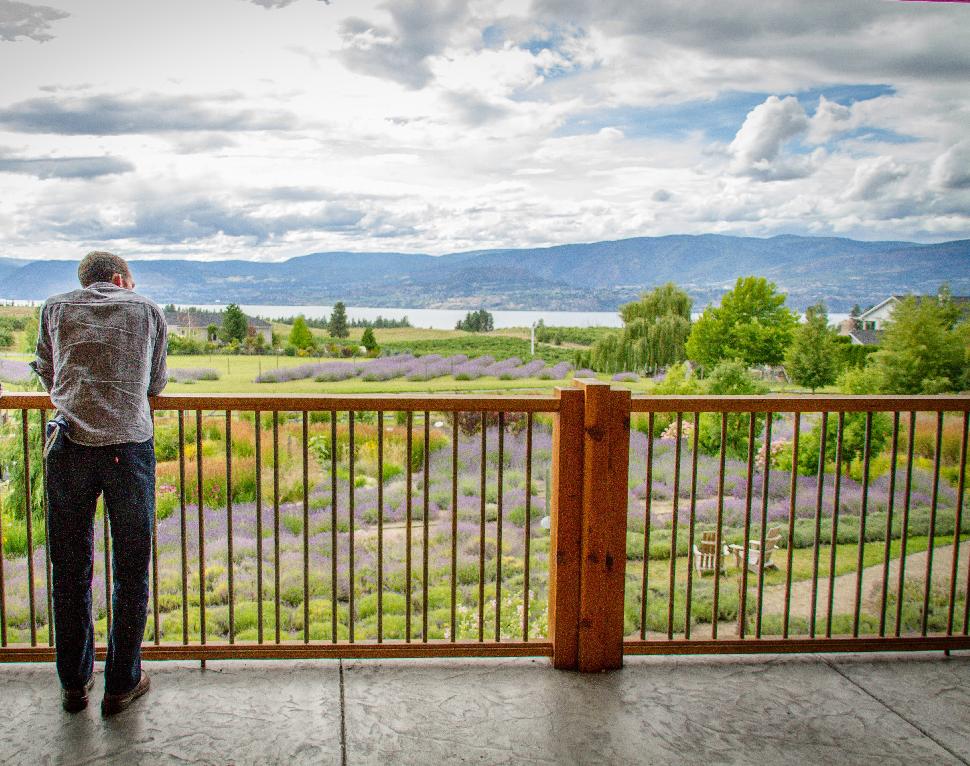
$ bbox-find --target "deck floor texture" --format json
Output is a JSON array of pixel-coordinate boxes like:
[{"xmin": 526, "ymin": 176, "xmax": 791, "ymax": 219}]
[{"xmin": 0, "ymin": 652, "xmax": 967, "ymax": 765}]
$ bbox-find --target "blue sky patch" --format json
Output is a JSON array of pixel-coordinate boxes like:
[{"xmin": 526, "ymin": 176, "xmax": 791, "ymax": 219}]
[{"xmin": 554, "ymin": 84, "xmax": 900, "ymax": 143}]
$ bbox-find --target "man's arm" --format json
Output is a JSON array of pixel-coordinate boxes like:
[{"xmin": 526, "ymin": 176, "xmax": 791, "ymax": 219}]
[
  {"xmin": 28, "ymin": 303, "xmax": 54, "ymax": 391},
  {"xmin": 147, "ymin": 310, "xmax": 168, "ymax": 396}
]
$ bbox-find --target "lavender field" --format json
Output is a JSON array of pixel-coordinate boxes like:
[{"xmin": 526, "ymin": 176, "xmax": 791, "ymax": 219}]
[{"xmin": 0, "ymin": 409, "xmax": 966, "ymax": 645}]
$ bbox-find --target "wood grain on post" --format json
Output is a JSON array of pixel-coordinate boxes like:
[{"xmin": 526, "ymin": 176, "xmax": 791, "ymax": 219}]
[
  {"xmin": 576, "ymin": 380, "xmax": 631, "ymax": 672},
  {"xmin": 548, "ymin": 387, "xmax": 584, "ymax": 670}
]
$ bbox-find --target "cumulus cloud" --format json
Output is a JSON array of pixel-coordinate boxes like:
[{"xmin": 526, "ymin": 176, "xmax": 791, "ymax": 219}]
[
  {"xmin": 0, "ymin": 150, "xmax": 133, "ymax": 179},
  {"xmin": 337, "ymin": 0, "xmax": 469, "ymax": 89},
  {"xmin": 729, "ymin": 96, "xmax": 812, "ymax": 180},
  {"xmin": 806, "ymin": 95, "xmax": 853, "ymax": 145},
  {"xmin": 0, "ymin": 0, "xmax": 67, "ymax": 43},
  {"xmin": 0, "ymin": 94, "xmax": 297, "ymax": 135},
  {"xmin": 844, "ymin": 157, "xmax": 907, "ymax": 201},
  {"xmin": 930, "ymin": 141, "xmax": 970, "ymax": 190}
]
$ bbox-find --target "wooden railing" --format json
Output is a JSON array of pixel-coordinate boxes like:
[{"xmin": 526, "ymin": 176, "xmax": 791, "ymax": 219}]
[{"xmin": 0, "ymin": 386, "xmax": 967, "ymax": 671}]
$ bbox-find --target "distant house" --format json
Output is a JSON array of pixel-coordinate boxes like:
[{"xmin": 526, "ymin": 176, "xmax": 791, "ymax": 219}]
[
  {"xmin": 164, "ymin": 307, "xmax": 272, "ymax": 345},
  {"xmin": 838, "ymin": 294, "xmax": 970, "ymax": 345}
]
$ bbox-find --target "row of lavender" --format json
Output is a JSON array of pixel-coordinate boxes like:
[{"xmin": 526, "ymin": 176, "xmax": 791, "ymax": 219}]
[{"xmin": 255, "ymin": 353, "xmax": 597, "ymax": 384}]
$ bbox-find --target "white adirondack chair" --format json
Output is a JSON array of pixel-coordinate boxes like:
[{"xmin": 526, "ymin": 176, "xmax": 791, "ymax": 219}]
[
  {"xmin": 728, "ymin": 526, "xmax": 782, "ymax": 573},
  {"xmin": 692, "ymin": 530, "xmax": 725, "ymax": 576}
]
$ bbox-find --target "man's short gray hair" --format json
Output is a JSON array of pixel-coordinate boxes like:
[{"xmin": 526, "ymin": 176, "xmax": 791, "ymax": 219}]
[{"xmin": 78, "ymin": 251, "xmax": 131, "ymax": 287}]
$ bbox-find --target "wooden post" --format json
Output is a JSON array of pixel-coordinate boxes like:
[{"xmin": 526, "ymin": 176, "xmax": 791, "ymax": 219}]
[
  {"xmin": 548, "ymin": 387, "xmax": 584, "ymax": 670},
  {"xmin": 576, "ymin": 380, "xmax": 631, "ymax": 672}
]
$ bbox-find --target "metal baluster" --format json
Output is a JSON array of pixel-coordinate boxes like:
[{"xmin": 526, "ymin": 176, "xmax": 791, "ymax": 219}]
[
  {"xmin": 478, "ymin": 413, "xmax": 486, "ymax": 642},
  {"xmin": 196, "ymin": 410, "xmax": 205, "ymax": 651},
  {"xmin": 422, "ymin": 412, "xmax": 430, "ymax": 643},
  {"xmin": 825, "ymin": 412, "xmax": 844, "ymax": 638},
  {"xmin": 921, "ymin": 411, "xmax": 944, "ymax": 636},
  {"xmin": 330, "ymin": 412, "xmax": 337, "ymax": 643},
  {"xmin": 782, "ymin": 413, "xmax": 800, "ymax": 638},
  {"xmin": 684, "ymin": 412, "xmax": 700, "ymax": 639},
  {"xmin": 755, "ymin": 415, "xmax": 772, "ymax": 639},
  {"xmin": 879, "ymin": 413, "xmax": 900, "ymax": 637},
  {"xmin": 450, "ymin": 416, "xmax": 458, "ymax": 642},
  {"xmin": 302, "ymin": 412, "xmax": 309, "ymax": 645},
  {"xmin": 377, "ymin": 412, "xmax": 384, "ymax": 643},
  {"xmin": 226, "ymin": 410, "xmax": 234, "ymax": 644},
  {"xmin": 349, "ymin": 412, "xmax": 356, "ymax": 644},
  {"xmin": 21, "ymin": 411, "xmax": 37, "ymax": 646},
  {"xmin": 178, "ymin": 411, "xmax": 188, "ymax": 645},
  {"xmin": 809, "ymin": 412, "xmax": 827, "ymax": 638},
  {"xmin": 523, "ymin": 413, "xmax": 533, "ymax": 642},
  {"xmin": 667, "ymin": 413, "xmax": 683, "ymax": 640},
  {"xmin": 738, "ymin": 413, "xmax": 756, "ymax": 639},
  {"xmin": 640, "ymin": 413, "xmax": 654, "ymax": 640},
  {"xmin": 273, "ymin": 412, "xmax": 280, "ymax": 644},
  {"xmin": 255, "ymin": 410, "xmax": 264, "ymax": 644},
  {"xmin": 946, "ymin": 411, "xmax": 967, "ymax": 637},
  {"xmin": 495, "ymin": 412, "xmax": 504, "ymax": 642},
  {"xmin": 712, "ymin": 413, "xmax": 727, "ymax": 640},
  {"xmin": 895, "ymin": 412, "xmax": 917, "ymax": 637},
  {"xmin": 405, "ymin": 411, "xmax": 413, "ymax": 643},
  {"xmin": 852, "ymin": 413, "xmax": 873, "ymax": 638}
]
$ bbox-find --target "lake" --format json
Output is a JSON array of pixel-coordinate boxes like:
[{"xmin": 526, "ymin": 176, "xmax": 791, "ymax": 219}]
[
  {"xmin": 175, "ymin": 304, "xmax": 626, "ymax": 329},
  {"xmin": 1, "ymin": 299, "xmax": 850, "ymax": 330}
]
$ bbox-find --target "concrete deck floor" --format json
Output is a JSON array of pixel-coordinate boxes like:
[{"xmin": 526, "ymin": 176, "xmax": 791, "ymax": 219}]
[{"xmin": 0, "ymin": 652, "xmax": 968, "ymax": 765}]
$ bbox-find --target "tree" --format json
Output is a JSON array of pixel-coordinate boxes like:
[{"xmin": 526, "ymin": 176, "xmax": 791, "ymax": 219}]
[
  {"xmin": 696, "ymin": 360, "xmax": 769, "ymax": 459},
  {"xmin": 869, "ymin": 293, "xmax": 964, "ymax": 393},
  {"xmin": 786, "ymin": 302, "xmax": 838, "ymax": 391},
  {"xmin": 456, "ymin": 309, "xmax": 494, "ymax": 332},
  {"xmin": 20, "ymin": 309, "xmax": 39, "ymax": 354},
  {"xmin": 288, "ymin": 315, "xmax": 315, "ymax": 350},
  {"xmin": 328, "ymin": 302, "xmax": 349, "ymax": 338},
  {"xmin": 686, "ymin": 276, "xmax": 797, "ymax": 370},
  {"xmin": 361, "ymin": 327, "xmax": 378, "ymax": 352},
  {"xmin": 207, "ymin": 323, "xmax": 219, "ymax": 343},
  {"xmin": 587, "ymin": 283, "xmax": 692, "ymax": 374},
  {"xmin": 221, "ymin": 303, "xmax": 248, "ymax": 344}
]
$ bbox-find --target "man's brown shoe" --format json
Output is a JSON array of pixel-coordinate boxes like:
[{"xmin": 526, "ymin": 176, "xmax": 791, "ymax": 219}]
[
  {"xmin": 101, "ymin": 671, "xmax": 150, "ymax": 717},
  {"xmin": 62, "ymin": 675, "xmax": 95, "ymax": 713}
]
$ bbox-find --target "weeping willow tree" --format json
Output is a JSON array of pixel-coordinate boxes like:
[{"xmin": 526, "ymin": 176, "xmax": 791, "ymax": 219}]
[{"xmin": 585, "ymin": 283, "xmax": 692, "ymax": 374}]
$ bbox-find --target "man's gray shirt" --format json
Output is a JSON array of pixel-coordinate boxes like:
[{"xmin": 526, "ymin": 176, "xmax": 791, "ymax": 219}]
[{"xmin": 30, "ymin": 282, "xmax": 168, "ymax": 446}]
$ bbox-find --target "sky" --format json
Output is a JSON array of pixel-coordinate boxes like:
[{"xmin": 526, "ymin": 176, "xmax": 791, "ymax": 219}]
[{"xmin": 0, "ymin": 0, "xmax": 968, "ymax": 262}]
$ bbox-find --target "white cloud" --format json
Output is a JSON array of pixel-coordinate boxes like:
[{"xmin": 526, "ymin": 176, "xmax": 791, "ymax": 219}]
[
  {"xmin": 844, "ymin": 157, "xmax": 907, "ymax": 201},
  {"xmin": 0, "ymin": 0, "xmax": 67, "ymax": 43},
  {"xmin": 806, "ymin": 95, "xmax": 853, "ymax": 145},
  {"xmin": 729, "ymin": 96, "xmax": 812, "ymax": 180},
  {"xmin": 930, "ymin": 140, "xmax": 970, "ymax": 190}
]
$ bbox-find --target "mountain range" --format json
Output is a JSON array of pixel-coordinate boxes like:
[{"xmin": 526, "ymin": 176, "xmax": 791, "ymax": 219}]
[{"xmin": 1, "ymin": 234, "xmax": 967, "ymax": 312}]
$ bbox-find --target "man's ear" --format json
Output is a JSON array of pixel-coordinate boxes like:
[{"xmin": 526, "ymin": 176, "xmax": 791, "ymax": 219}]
[{"xmin": 110, "ymin": 273, "xmax": 125, "ymax": 288}]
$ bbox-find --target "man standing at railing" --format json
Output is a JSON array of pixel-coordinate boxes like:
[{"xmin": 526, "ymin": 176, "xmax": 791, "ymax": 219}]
[{"xmin": 30, "ymin": 251, "xmax": 167, "ymax": 716}]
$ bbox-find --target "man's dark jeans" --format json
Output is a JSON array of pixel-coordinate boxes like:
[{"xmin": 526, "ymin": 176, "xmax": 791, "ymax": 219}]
[{"xmin": 45, "ymin": 431, "xmax": 155, "ymax": 695}]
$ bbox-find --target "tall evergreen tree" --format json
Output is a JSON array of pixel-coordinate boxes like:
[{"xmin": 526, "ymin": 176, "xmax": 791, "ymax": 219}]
[
  {"xmin": 786, "ymin": 302, "xmax": 838, "ymax": 392},
  {"xmin": 328, "ymin": 302, "xmax": 349, "ymax": 338}
]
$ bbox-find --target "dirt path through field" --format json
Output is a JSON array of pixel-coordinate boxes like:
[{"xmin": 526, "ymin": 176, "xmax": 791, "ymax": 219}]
[{"xmin": 756, "ymin": 539, "xmax": 970, "ymax": 622}]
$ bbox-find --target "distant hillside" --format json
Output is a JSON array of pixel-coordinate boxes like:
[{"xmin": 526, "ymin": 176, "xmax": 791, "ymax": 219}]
[{"xmin": 1, "ymin": 234, "xmax": 967, "ymax": 312}]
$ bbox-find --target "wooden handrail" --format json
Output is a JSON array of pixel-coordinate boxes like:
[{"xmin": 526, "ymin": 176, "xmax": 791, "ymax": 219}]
[
  {"xmin": 0, "ymin": 392, "xmax": 561, "ymax": 413},
  {"xmin": 631, "ymin": 394, "xmax": 970, "ymax": 413}
]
